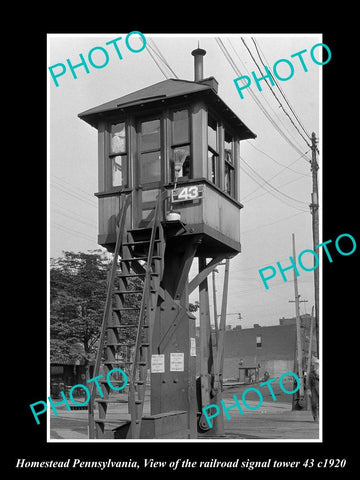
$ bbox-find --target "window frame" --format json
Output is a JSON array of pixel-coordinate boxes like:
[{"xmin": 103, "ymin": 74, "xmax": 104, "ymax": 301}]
[
  {"xmin": 224, "ymin": 130, "xmax": 235, "ymax": 198},
  {"xmin": 170, "ymin": 108, "xmax": 192, "ymax": 182},
  {"xmin": 207, "ymin": 113, "xmax": 220, "ymax": 187},
  {"xmin": 137, "ymin": 116, "xmax": 162, "ymax": 187},
  {"xmin": 108, "ymin": 120, "xmax": 129, "ymax": 190}
]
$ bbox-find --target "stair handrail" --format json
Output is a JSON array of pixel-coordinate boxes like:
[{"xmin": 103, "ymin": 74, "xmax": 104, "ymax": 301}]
[
  {"xmin": 129, "ymin": 190, "xmax": 167, "ymax": 437},
  {"xmin": 88, "ymin": 193, "xmax": 132, "ymax": 438}
]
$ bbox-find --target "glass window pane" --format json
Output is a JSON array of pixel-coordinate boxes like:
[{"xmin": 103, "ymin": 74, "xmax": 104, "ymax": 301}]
[
  {"xmin": 141, "ymin": 119, "xmax": 160, "ymax": 151},
  {"xmin": 110, "ymin": 122, "xmax": 126, "ymax": 154},
  {"xmin": 208, "ymin": 116, "xmax": 217, "ymax": 152},
  {"xmin": 172, "ymin": 109, "xmax": 189, "ymax": 144},
  {"xmin": 208, "ymin": 149, "xmax": 219, "ymax": 185},
  {"xmin": 140, "ymin": 151, "xmax": 161, "ymax": 183},
  {"xmin": 112, "ymin": 155, "xmax": 127, "ymax": 187},
  {"xmin": 224, "ymin": 138, "xmax": 233, "ymax": 164},
  {"xmin": 172, "ymin": 146, "xmax": 191, "ymax": 179},
  {"xmin": 225, "ymin": 163, "xmax": 235, "ymax": 196}
]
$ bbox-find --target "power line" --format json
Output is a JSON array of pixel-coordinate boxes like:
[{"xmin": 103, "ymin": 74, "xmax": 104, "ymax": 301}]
[
  {"xmin": 52, "ymin": 175, "xmax": 96, "ymax": 199},
  {"xmin": 52, "ymin": 207, "xmax": 97, "ymax": 229},
  {"xmin": 240, "ymin": 162, "xmax": 308, "ymax": 213},
  {"xmin": 244, "ymin": 174, "xmax": 307, "ymax": 204},
  {"xmin": 227, "ymin": 38, "xmax": 309, "ymax": 156},
  {"xmin": 242, "ymin": 210, "xmax": 306, "ymax": 234},
  {"xmin": 241, "ymin": 156, "xmax": 308, "ymax": 207},
  {"xmin": 246, "ymin": 141, "xmax": 311, "ymax": 175},
  {"xmin": 148, "ymin": 40, "xmax": 179, "ymax": 79},
  {"xmin": 241, "ymin": 37, "xmax": 312, "ymax": 149},
  {"xmin": 251, "ymin": 37, "xmax": 312, "ymax": 141},
  {"xmin": 51, "ymin": 181, "xmax": 97, "ymax": 208},
  {"xmin": 145, "ymin": 43, "xmax": 169, "ymax": 79},
  {"xmin": 216, "ymin": 37, "xmax": 310, "ymax": 158},
  {"xmin": 241, "ymin": 147, "xmax": 311, "ymax": 201},
  {"xmin": 52, "ymin": 222, "xmax": 96, "ymax": 243}
]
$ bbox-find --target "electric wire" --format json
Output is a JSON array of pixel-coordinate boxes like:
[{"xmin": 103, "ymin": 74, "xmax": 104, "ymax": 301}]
[
  {"xmin": 148, "ymin": 39, "xmax": 179, "ymax": 79},
  {"xmin": 216, "ymin": 37, "xmax": 311, "ymax": 158},
  {"xmin": 51, "ymin": 181, "xmax": 97, "ymax": 208},
  {"xmin": 241, "ymin": 37, "xmax": 312, "ymax": 149},
  {"xmin": 52, "ymin": 222, "xmax": 96, "ymax": 243},
  {"xmin": 246, "ymin": 142, "xmax": 311, "ymax": 175},
  {"xmin": 251, "ymin": 37, "xmax": 312, "ymax": 141},
  {"xmin": 244, "ymin": 174, "xmax": 308, "ymax": 204},
  {"xmin": 241, "ymin": 156, "xmax": 308, "ymax": 206},
  {"xmin": 145, "ymin": 43, "xmax": 169, "ymax": 79},
  {"xmin": 240, "ymin": 160, "xmax": 308, "ymax": 212},
  {"xmin": 241, "ymin": 148, "xmax": 311, "ymax": 201},
  {"xmin": 227, "ymin": 38, "xmax": 309, "ymax": 157}
]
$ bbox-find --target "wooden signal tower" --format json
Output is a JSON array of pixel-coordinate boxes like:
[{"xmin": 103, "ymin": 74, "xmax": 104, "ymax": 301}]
[{"xmin": 79, "ymin": 46, "xmax": 256, "ymax": 439}]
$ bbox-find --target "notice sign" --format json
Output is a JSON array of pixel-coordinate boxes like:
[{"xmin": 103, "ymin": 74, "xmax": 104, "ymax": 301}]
[
  {"xmin": 170, "ymin": 352, "xmax": 184, "ymax": 371},
  {"xmin": 151, "ymin": 354, "xmax": 165, "ymax": 373},
  {"xmin": 190, "ymin": 337, "xmax": 196, "ymax": 357}
]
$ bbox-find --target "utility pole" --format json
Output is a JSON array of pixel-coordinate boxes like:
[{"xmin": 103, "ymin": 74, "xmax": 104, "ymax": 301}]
[
  {"xmin": 310, "ymin": 132, "xmax": 320, "ymax": 357},
  {"xmin": 305, "ymin": 306, "xmax": 315, "ymax": 410},
  {"xmin": 290, "ymin": 233, "xmax": 305, "ymax": 406}
]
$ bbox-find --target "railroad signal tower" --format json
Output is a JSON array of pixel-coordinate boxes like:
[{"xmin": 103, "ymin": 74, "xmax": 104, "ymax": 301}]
[{"xmin": 79, "ymin": 46, "xmax": 256, "ymax": 439}]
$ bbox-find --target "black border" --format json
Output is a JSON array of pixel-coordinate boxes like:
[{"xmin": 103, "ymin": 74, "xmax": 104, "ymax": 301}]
[{"xmin": 11, "ymin": 17, "xmax": 356, "ymax": 476}]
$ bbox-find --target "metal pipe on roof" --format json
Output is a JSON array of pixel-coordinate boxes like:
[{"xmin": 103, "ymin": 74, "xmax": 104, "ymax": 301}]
[{"xmin": 191, "ymin": 47, "xmax": 206, "ymax": 82}]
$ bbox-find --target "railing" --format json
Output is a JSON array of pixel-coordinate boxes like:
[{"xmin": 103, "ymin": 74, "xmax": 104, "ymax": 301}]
[
  {"xmin": 128, "ymin": 190, "xmax": 167, "ymax": 438},
  {"xmin": 88, "ymin": 193, "xmax": 132, "ymax": 439}
]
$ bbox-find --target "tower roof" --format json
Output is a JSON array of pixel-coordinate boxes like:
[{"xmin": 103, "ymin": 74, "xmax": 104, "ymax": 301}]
[{"xmin": 79, "ymin": 78, "xmax": 256, "ymax": 140}]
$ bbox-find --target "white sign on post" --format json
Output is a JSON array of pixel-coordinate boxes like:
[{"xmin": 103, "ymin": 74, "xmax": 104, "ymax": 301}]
[
  {"xmin": 170, "ymin": 352, "xmax": 184, "ymax": 372},
  {"xmin": 151, "ymin": 354, "xmax": 165, "ymax": 373}
]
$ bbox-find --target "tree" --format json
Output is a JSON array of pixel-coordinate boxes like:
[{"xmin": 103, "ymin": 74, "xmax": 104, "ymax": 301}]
[
  {"xmin": 50, "ymin": 250, "xmax": 110, "ymax": 376},
  {"xmin": 50, "ymin": 250, "xmax": 144, "ymax": 380}
]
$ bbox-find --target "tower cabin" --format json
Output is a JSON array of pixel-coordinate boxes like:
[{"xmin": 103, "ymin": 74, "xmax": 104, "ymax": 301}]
[{"xmin": 79, "ymin": 48, "xmax": 256, "ymax": 259}]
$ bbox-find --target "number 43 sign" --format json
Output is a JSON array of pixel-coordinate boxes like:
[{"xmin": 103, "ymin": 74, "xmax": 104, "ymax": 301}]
[{"xmin": 171, "ymin": 184, "xmax": 204, "ymax": 203}]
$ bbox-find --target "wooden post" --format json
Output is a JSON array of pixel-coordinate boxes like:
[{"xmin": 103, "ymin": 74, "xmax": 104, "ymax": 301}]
[
  {"xmin": 198, "ymin": 257, "xmax": 212, "ymax": 410},
  {"xmin": 305, "ymin": 307, "xmax": 315, "ymax": 410},
  {"xmin": 292, "ymin": 233, "xmax": 304, "ymax": 402},
  {"xmin": 310, "ymin": 132, "xmax": 319, "ymax": 357}
]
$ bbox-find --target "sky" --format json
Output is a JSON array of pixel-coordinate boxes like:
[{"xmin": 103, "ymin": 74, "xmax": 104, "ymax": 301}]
[{"xmin": 48, "ymin": 33, "xmax": 323, "ymax": 329}]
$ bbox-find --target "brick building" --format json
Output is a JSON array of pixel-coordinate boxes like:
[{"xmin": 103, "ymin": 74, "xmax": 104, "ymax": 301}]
[{"xmin": 222, "ymin": 314, "xmax": 314, "ymax": 382}]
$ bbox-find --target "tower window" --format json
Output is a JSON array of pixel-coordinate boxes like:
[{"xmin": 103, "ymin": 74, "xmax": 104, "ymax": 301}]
[
  {"xmin": 208, "ymin": 114, "xmax": 220, "ymax": 187},
  {"xmin": 109, "ymin": 122, "xmax": 128, "ymax": 187},
  {"xmin": 256, "ymin": 335, "xmax": 262, "ymax": 348},
  {"xmin": 171, "ymin": 109, "xmax": 191, "ymax": 181},
  {"xmin": 224, "ymin": 131, "xmax": 235, "ymax": 197},
  {"xmin": 139, "ymin": 118, "xmax": 161, "ymax": 184}
]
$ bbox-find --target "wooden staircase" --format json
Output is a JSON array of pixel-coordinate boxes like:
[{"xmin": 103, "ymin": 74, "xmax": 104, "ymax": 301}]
[{"xmin": 88, "ymin": 193, "xmax": 165, "ymax": 439}]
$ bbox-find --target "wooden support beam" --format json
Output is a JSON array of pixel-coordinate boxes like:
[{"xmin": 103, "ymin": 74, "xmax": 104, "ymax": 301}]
[
  {"xmin": 198, "ymin": 257, "xmax": 212, "ymax": 409},
  {"xmin": 213, "ymin": 258, "xmax": 230, "ymax": 394},
  {"xmin": 174, "ymin": 237, "xmax": 201, "ymax": 301},
  {"xmin": 188, "ymin": 255, "xmax": 226, "ymax": 295}
]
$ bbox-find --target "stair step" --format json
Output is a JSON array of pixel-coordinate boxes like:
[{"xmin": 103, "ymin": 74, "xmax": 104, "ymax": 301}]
[
  {"xmin": 120, "ymin": 256, "xmax": 162, "ymax": 262},
  {"xmin": 123, "ymin": 239, "xmax": 161, "ymax": 246},
  {"xmin": 114, "ymin": 289, "xmax": 156, "ymax": 295},
  {"xmin": 119, "ymin": 273, "xmax": 159, "ymax": 278},
  {"xmin": 95, "ymin": 397, "xmax": 129, "ymax": 404},
  {"xmin": 114, "ymin": 290, "xmax": 143, "ymax": 294},
  {"xmin": 112, "ymin": 307, "xmax": 141, "ymax": 311},
  {"xmin": 112, "ymin": 324, "xmax": 138, "ymax": 328},
  {"xmin": 95, "ymin": 418, "xmax": 130, "ymax": 425},
  {"xmin": 103, "ymin": 360, "xmax": 126, "ymax": 365}
]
